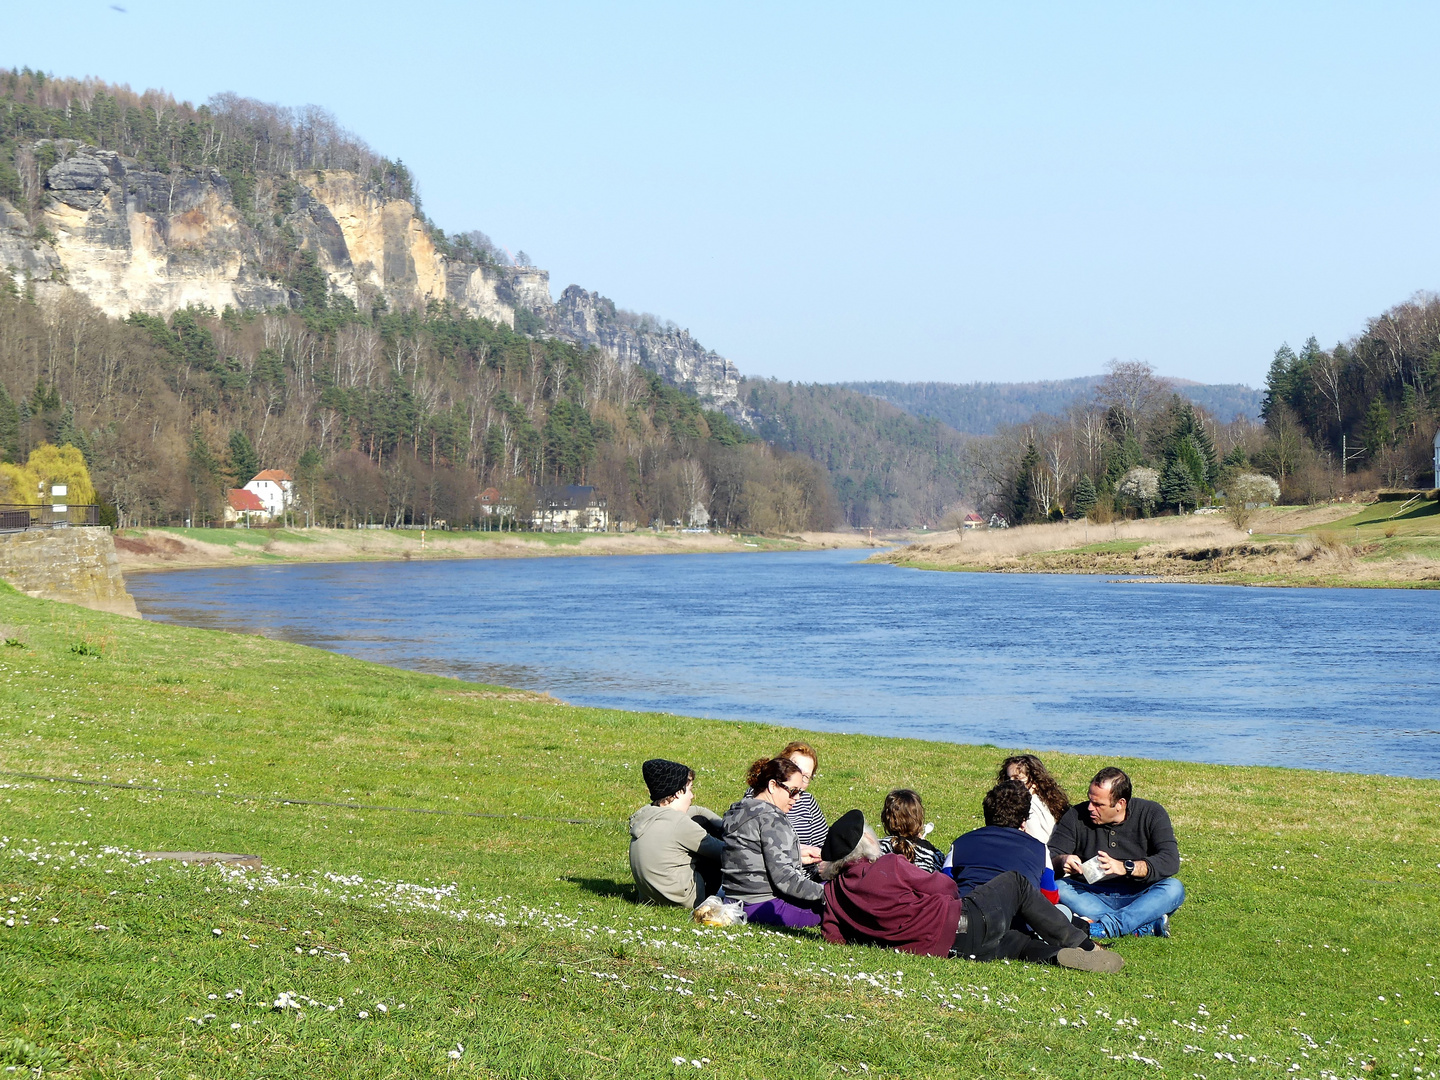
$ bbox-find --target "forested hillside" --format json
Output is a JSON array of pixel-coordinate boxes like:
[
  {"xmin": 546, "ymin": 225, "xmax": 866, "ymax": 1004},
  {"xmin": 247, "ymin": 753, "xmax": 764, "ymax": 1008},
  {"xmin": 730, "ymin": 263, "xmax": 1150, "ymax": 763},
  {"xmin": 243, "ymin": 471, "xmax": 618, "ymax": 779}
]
[
  {"xmin": 742, "ymin": 380, "xmax": 972, "ymax": 527},
  {"xmin": 1261, "ymin": 291, "xmax": 1440, "ymax": 490},
  {"xmin": 0, "ymin": 282, "xmax": 838, "ymax": 532},
  {"xmin": 976, "ymin": 291, "xmax": 1440, "ymax": 524},
  {"xmin": 969, "ymin": 361, "xmax": 1264, "ymax": 525},
  {"xmin": 843, "ymin": 378, "xmax": 1263, "ymax": 435}
]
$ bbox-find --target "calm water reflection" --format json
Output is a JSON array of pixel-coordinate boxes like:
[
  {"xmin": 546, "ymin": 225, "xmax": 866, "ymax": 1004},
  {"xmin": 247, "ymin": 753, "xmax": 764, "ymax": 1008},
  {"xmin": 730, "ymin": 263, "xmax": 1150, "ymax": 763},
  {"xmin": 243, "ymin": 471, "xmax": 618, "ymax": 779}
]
[{"xmin": 127, "ymin": 550, "xmax": 1440, "ymax": 778}]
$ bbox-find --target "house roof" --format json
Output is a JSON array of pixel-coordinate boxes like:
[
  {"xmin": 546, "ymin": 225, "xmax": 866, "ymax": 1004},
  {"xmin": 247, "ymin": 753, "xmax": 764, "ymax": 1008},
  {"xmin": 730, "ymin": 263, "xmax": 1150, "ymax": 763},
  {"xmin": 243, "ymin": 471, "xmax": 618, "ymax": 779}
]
[
  {"xmin": 227, "ymin": 488, "xmax": 265, "ymax": 512},
  {"xmin": 249, "ymin": 469, "xmax": 292, "ymax": 484},
  {"xmin": 535, "ymin": 485, "xmax": 605, "ymax": 509},
  {"xmin": 478, "ymin": 487, "xmax": 502, "ymax": 503},
  {"xmin": 963, "ymin": 513, "xmax": 984, "ymax": 521}
]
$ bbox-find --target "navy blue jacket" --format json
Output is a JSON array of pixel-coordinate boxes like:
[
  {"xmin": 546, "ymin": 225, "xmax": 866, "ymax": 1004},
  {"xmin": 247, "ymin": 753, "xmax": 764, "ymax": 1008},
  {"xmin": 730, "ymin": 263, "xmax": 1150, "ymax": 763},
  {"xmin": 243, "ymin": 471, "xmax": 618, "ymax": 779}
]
[{"xmin": 943, "ymin": 826, "xmax": 1047, "ymax": 898}]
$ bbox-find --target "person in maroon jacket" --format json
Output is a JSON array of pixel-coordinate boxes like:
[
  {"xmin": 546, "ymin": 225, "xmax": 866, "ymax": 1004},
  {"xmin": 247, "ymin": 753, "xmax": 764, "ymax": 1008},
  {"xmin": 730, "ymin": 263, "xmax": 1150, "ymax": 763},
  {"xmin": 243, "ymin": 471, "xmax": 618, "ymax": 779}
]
[{"xmin": 819, "ymin": 810, "xmax": 1123, "ymax": 971}]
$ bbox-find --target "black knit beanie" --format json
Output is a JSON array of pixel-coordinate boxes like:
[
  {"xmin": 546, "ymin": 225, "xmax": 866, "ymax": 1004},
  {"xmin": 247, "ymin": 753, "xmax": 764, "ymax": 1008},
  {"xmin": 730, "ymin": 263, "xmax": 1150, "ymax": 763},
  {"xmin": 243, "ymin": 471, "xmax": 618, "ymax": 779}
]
[{"xmin": 642, "ymin": 759, "xmax": 692, "ymax": 803}]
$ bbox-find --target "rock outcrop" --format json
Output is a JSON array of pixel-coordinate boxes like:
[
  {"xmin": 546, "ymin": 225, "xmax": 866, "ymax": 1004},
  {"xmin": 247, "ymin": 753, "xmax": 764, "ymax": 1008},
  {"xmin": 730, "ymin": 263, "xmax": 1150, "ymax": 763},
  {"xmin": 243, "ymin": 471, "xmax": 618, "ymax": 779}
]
[
  {"xmin": 550, "ymin": 286, "xmax": 751, "ymax": 416},
  {"xmin": 0, "ymin": 527, "xmax": 139, "ymax": 617},
  {"xmin": 0, "ymin": 140, "xmax": 752, "ymax": 419}
]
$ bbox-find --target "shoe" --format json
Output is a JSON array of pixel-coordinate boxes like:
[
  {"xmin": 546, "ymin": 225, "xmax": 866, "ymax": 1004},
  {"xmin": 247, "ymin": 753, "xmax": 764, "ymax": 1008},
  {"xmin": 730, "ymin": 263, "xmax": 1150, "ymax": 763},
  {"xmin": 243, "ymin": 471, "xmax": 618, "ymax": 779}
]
[
  {"xmin": 1057, "ymin": 944, "xmax": 1125, "ymax": 973},
  {"xmin": 1155, "ymin": 913, "xmax": 1170, "ymax": 939}
]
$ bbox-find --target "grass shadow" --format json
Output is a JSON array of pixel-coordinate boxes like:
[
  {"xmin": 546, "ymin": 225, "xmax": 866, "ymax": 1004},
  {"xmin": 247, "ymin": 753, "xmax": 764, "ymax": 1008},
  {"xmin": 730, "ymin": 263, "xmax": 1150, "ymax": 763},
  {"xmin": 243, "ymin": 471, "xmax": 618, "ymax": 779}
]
[{"xmin": 566, "ymin": 875, "xmax": 636, "ymax": 902}]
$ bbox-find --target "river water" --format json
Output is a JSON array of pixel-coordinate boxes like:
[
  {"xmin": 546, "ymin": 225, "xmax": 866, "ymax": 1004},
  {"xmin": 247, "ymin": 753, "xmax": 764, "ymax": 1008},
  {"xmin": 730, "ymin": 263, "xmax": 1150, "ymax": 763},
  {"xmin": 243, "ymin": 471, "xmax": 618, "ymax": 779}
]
[{"xmin": 126, "ymin": 549, "xmax": 1440, "ymax": 778}]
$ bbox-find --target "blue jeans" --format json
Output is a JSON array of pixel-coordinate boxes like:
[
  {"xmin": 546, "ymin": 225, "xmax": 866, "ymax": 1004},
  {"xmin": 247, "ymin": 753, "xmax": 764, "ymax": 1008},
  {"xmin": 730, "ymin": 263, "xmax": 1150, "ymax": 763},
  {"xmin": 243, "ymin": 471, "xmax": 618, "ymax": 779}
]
[{"xmin": 1055, "ymin": 877, "xmax": 1184, "ymax": 938}]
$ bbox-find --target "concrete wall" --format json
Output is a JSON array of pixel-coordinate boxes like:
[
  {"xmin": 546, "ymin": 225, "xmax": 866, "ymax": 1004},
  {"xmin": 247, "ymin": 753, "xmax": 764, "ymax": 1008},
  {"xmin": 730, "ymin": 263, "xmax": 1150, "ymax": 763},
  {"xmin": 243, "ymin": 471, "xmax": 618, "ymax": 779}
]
[{"xmin": 0, "ymin": 527, "xmax": 139, "ymax": 617}]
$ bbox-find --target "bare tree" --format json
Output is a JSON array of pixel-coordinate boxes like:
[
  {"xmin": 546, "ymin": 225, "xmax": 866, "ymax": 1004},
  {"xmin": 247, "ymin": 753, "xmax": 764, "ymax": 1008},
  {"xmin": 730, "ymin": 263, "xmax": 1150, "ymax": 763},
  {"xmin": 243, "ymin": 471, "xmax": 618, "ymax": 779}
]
[{"xmin": 1094, "ymin": 360, "xmax": 1171, "ymax": 439}]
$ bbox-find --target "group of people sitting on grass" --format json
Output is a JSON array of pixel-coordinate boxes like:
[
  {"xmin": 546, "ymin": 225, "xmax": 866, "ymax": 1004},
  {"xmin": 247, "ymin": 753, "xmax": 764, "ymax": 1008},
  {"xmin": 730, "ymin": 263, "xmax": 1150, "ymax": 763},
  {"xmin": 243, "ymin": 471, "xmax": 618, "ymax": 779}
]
[{"xmin": 628, "ymin": 741, "xmax": 1183, "ymax": 973}]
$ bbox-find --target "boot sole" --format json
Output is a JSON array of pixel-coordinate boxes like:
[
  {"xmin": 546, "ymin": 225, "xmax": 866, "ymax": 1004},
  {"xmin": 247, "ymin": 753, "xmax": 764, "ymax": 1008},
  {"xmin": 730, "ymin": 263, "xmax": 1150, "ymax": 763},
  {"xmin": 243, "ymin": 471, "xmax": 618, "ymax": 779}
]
[{"xmin": 1057, "ymin": 946, "xmax": 1125, "ymax": 973}]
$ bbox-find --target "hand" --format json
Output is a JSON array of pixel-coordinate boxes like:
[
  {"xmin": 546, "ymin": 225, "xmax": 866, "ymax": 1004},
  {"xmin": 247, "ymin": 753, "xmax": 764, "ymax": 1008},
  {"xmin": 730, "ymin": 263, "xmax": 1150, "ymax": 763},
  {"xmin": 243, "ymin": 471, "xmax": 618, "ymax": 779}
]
[
  {"xmin": 1061, "ymin": 854, "xmax": 1084, "ymax": 877},
  {"xmin": 799, "ymin": 844, "xmax": 821, "ymax": 865},
  {"xmin": 1094, "ymin": 851, "xmax": 1126, "ymax": 878}
]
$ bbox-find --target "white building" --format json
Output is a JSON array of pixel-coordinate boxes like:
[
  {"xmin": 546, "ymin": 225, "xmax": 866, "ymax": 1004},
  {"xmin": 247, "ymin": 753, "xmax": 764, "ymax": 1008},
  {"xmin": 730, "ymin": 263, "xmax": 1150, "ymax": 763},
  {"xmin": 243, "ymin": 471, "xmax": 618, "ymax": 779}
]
[
  {"xmin": 532, "ymin": 485, "xmax": 608, "ymax": 532},
  {"xmin": 243, "ymin": 469, "xmax": 293, "ymax": 521}
]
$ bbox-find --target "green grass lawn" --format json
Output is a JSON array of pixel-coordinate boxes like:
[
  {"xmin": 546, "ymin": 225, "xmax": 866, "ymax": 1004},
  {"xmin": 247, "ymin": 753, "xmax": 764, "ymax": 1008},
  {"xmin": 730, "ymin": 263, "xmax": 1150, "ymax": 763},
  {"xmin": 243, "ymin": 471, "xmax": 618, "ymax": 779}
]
[
  {"xmin": 1, "ymin": 585, "xmax": 1437, "ymax": 1079},
  {"xmin": 1306, "ymin": 499, "xmax": 1440, "ymax": 536}
]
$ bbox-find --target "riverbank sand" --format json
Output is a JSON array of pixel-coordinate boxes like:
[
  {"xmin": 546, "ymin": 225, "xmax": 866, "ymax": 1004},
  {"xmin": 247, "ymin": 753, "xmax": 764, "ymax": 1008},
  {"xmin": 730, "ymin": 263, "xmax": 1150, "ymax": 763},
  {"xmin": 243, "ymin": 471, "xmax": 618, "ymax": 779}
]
[{"xmin": 114, "ymin": 526, "xmax": 882, "ymax": 573}]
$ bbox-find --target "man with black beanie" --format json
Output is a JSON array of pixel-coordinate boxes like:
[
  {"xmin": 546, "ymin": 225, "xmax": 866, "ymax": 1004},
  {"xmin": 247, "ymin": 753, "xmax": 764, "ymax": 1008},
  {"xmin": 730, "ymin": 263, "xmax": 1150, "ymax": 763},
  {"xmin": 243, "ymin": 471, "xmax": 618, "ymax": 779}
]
[{"xmin": 629, "ymin": 759, "xmax": 724, "ymax": 908}]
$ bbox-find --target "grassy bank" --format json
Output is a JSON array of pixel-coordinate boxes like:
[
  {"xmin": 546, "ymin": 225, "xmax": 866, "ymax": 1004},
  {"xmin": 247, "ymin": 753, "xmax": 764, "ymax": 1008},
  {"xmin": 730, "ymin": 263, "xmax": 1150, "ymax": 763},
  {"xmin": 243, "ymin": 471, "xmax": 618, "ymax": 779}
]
[
  {"xmin": 879, "ymin": 499, "xmax": 1440, "ymax": 587},
  {"xmin": 113, "ymin": 526, "xmax": 875, "ymax": 574},
  {"xmin": 0, "ymin": 587, "xmax": 1437, "ymax": 1079}
]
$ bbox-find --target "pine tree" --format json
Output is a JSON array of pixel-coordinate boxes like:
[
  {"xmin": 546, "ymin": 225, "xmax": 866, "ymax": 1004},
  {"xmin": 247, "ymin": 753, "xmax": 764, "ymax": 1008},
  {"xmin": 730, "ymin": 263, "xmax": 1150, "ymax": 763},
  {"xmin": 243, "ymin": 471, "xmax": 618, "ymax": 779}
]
[
  {"xmin": 1360, "ymin": 397, "xmax": 1393, "ymax": 460},
  {"xmin": 1012, "ymin": 441, "xmax": 1040, "ymax": 524},
  {"xmin": 228, "ymin": 430, "xmax": 260, "ymax": 486},
  {"xmin": 296, "ymin": 447, "xmax": 322, "ymax": 526},
  {"xmin": 1072, "ymin": 473, "xmax": 1097, "ymax": 518},
  {"xmin": 1160, "ymin": 459, "xmax": 1191, "ymax": 510},
  {"xmin": 1105, "ymin": 434, "xmax": 1144, "ymax": 489},
  {"xmin": 0, "ymin": 381, "xmax": 19, "ymax": 463},
  {"xmin": 188, "ymin": 427, "xmax": 224, "ymax": 525},
  {"xmin": 1261, "ymin": 344, "xmax": 1299, "ymax": 423},
  {"xmin": 54, "ymin": 403, "xmax": 77, "ymax": 449}
]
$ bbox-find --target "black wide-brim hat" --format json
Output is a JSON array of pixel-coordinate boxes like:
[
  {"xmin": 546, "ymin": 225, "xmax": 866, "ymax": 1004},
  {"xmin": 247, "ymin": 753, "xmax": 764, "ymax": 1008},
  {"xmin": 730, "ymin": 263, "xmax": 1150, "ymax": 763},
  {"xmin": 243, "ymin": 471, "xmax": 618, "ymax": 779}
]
[{"xmin": 821, "ymin": 809, "xmax": 866, "ymax": 863}]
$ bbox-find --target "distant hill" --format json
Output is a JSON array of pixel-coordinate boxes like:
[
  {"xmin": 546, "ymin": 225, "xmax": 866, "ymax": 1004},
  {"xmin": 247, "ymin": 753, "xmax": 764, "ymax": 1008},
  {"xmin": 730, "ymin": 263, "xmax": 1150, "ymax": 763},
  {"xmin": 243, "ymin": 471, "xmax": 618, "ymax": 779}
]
[
  {"xmin": 841, "ymin": 378, "xmax": 1263, "ymax": 434},
  {"xmin": 740, "ymin": 379, "xmax": 972, "ymax": 529}
]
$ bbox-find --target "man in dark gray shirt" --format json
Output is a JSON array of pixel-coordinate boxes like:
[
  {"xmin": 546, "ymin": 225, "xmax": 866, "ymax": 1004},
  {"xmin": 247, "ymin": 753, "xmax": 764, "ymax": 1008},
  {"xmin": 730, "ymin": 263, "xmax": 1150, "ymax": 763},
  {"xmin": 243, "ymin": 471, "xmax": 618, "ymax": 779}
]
[{"xmin": 1047, "ymin": 767, "xmax": 1184, "ymax": 939}]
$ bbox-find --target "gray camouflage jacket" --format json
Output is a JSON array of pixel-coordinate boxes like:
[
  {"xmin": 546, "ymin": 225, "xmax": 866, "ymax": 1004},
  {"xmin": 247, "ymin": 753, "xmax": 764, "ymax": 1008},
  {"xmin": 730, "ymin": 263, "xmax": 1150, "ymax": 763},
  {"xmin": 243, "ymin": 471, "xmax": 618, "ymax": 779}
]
[{"xmin": 720, "ymin": 797, "xmax": 825, "ymax": 906}]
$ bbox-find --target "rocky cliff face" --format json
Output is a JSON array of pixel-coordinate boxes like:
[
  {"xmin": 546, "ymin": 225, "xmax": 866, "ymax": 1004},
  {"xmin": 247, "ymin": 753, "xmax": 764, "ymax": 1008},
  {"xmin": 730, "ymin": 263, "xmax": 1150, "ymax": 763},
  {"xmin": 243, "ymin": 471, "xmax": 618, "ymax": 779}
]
[
  {"xmin": 0, "ymin": 140, "xmax": 751, "ymax": 419},
  {"xmin": 549, "ymin": 286, "xmax": 752, "ymax": 417}
]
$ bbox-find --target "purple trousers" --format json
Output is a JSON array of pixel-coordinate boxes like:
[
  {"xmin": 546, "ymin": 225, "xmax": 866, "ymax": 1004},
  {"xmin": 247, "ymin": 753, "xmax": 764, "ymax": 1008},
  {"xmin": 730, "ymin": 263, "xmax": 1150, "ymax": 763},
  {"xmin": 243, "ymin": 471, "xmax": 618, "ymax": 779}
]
[{"xmin": 744, "ymin": 896, "xmax": 824, "ymax": 928}]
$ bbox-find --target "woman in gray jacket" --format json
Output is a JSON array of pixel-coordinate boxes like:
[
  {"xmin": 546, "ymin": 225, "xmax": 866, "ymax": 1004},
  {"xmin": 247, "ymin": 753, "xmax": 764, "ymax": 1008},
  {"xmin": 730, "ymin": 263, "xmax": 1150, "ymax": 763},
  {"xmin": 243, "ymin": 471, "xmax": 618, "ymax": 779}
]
[{"xmin": 721, "ymin": 757, "xmax": 826, "ymax": 927}]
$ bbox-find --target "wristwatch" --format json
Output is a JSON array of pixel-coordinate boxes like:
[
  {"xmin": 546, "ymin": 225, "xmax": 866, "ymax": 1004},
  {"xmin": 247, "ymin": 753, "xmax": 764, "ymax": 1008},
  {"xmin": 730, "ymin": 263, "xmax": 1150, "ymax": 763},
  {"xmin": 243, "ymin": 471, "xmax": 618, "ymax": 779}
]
[{"xmin": 1123, "ymin": 860, "xmax": 1135, "ymax": 877}]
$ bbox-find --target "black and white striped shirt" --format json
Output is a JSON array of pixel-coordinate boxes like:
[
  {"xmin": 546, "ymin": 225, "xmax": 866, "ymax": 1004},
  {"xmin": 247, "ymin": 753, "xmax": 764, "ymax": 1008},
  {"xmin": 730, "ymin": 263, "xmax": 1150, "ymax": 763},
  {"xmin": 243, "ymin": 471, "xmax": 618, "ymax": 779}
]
[
  {"xmin": 788, "ymin": 791, "xmax": 829, "ymax": 849},
  {"xmin": 880, "ymin": 835, "xmax": 944, "ymax": 873}
]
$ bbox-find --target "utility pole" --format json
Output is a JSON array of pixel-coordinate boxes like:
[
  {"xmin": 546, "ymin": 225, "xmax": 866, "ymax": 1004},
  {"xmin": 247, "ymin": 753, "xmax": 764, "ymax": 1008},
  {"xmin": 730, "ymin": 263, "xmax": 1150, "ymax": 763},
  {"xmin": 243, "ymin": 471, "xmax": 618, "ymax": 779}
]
[{"xmin": 1341, "ymin": 434, "xmax": 1366, "ymax": 478}]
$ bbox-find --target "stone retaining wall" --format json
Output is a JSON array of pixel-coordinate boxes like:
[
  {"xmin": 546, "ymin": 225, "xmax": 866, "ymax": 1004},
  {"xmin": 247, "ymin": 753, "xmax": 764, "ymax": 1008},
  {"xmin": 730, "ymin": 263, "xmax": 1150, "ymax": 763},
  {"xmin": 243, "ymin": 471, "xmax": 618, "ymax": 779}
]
[{"xmin": 0, "ymin": 527, "xmax": 139, "ymax": 616}]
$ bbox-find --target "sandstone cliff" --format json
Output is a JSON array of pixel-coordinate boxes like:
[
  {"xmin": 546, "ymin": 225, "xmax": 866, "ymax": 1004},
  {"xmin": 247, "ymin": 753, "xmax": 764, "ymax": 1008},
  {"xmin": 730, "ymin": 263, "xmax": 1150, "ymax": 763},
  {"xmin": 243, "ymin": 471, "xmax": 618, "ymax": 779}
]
[
  {"xmin": 549, "ymin": 286, "xmax": 750, "ymax": 417},
  {"xmin": 0, "ymin": 140, "xmax": 751, "ymax": 419}
]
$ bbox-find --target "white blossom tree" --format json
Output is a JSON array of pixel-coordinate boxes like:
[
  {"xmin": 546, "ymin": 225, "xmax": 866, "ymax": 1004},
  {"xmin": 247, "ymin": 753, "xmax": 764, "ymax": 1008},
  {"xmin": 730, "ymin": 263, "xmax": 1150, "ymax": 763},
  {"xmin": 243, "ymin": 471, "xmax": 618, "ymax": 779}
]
[
  {"xmin": 1117, "ymin": 465, "xmax": 1160, "ymax": 515},
  {"xmin": 1225, "ymin": 472, "xmax": 1281, "ymax": 530}
]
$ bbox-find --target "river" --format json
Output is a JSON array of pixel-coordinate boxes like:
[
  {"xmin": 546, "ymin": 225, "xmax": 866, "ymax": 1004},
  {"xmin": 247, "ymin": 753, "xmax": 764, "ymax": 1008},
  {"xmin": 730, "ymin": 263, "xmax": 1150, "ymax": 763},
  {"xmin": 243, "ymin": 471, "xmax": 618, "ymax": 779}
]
[{"xmin": 126, "ymin": 549, "xmax": 1440, "ymax": 778}]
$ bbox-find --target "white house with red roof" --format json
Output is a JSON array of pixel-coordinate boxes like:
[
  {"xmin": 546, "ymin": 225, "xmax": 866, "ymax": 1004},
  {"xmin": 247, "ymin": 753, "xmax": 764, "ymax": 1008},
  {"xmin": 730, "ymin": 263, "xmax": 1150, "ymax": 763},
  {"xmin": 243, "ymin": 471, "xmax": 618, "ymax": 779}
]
[
  {"xmin": 224, "ymin": 488, "xmax": 267, "ymax": 526},
  {"xmin": 242, "ymin": 469, "xmax": 293, "ymax": 521}
]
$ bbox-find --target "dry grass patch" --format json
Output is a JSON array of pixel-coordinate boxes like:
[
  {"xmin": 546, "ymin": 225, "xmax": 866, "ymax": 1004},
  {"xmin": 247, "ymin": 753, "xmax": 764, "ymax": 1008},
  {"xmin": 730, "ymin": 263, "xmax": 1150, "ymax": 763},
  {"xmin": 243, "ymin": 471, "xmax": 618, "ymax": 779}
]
[{"xmin": 888, "ymin": 515, "xmax": 1253, "ymax": 567}]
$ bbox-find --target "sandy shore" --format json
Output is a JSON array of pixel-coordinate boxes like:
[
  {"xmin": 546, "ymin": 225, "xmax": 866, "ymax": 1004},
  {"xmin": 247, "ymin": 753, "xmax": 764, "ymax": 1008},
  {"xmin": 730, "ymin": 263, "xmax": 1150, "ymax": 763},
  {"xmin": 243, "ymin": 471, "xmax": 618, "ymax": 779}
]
[
  {"xmin": 115, "ymin": 526, "xmax": 882, "ymax": 573},
  {"xmin": 875, "ymin": 502, "xmax": 1440, "ymax": 588}
]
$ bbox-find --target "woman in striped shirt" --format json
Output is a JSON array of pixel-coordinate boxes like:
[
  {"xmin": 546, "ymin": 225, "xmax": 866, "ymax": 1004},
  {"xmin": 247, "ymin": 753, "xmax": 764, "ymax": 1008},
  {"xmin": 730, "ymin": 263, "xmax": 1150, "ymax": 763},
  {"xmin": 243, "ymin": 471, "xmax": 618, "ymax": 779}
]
[{"xmin": 746, "ymin": 740, "xmax": 828, "ymax": 853}]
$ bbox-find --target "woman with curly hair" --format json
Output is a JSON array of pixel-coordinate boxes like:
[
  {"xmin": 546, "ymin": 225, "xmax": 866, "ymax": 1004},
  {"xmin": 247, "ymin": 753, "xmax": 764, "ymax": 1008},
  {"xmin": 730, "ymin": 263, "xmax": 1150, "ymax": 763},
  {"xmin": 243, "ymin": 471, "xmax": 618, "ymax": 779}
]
[
  {"xmin": 722, "ymin": 756, "xmax": 826, "ymax": 927},
  {"xmin": 997, "ymin": 754, "xmax": 1071, "ymax": 851},
  {"xmin": 742, "ymin": 740, "xmax": 829, "ymax": 854}
]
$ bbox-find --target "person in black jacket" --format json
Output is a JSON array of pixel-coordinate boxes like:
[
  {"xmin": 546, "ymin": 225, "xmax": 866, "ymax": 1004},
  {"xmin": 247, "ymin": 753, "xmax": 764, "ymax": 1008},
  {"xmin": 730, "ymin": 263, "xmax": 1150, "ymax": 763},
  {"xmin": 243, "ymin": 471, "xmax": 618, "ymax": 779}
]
[{"xmin": 1048, "ymin": 767, "xmax": 1184, "ymax": 938}]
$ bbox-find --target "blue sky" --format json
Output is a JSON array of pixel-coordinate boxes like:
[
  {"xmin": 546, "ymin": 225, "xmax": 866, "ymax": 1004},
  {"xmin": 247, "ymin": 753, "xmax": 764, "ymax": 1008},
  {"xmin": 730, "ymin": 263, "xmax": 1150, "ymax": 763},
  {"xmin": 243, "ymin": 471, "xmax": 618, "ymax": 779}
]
[{"xmin": 9, "ymin": 2, "xmax": 1440, "ymax": 386}]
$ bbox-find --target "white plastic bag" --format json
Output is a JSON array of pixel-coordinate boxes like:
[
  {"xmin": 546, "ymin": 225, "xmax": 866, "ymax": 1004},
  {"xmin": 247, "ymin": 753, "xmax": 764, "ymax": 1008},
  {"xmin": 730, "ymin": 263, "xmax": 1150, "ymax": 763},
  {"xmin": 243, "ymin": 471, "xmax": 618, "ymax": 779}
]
[{"xmin": 692, "ymin": 895, "xmax": 747, "ymax": 927}]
